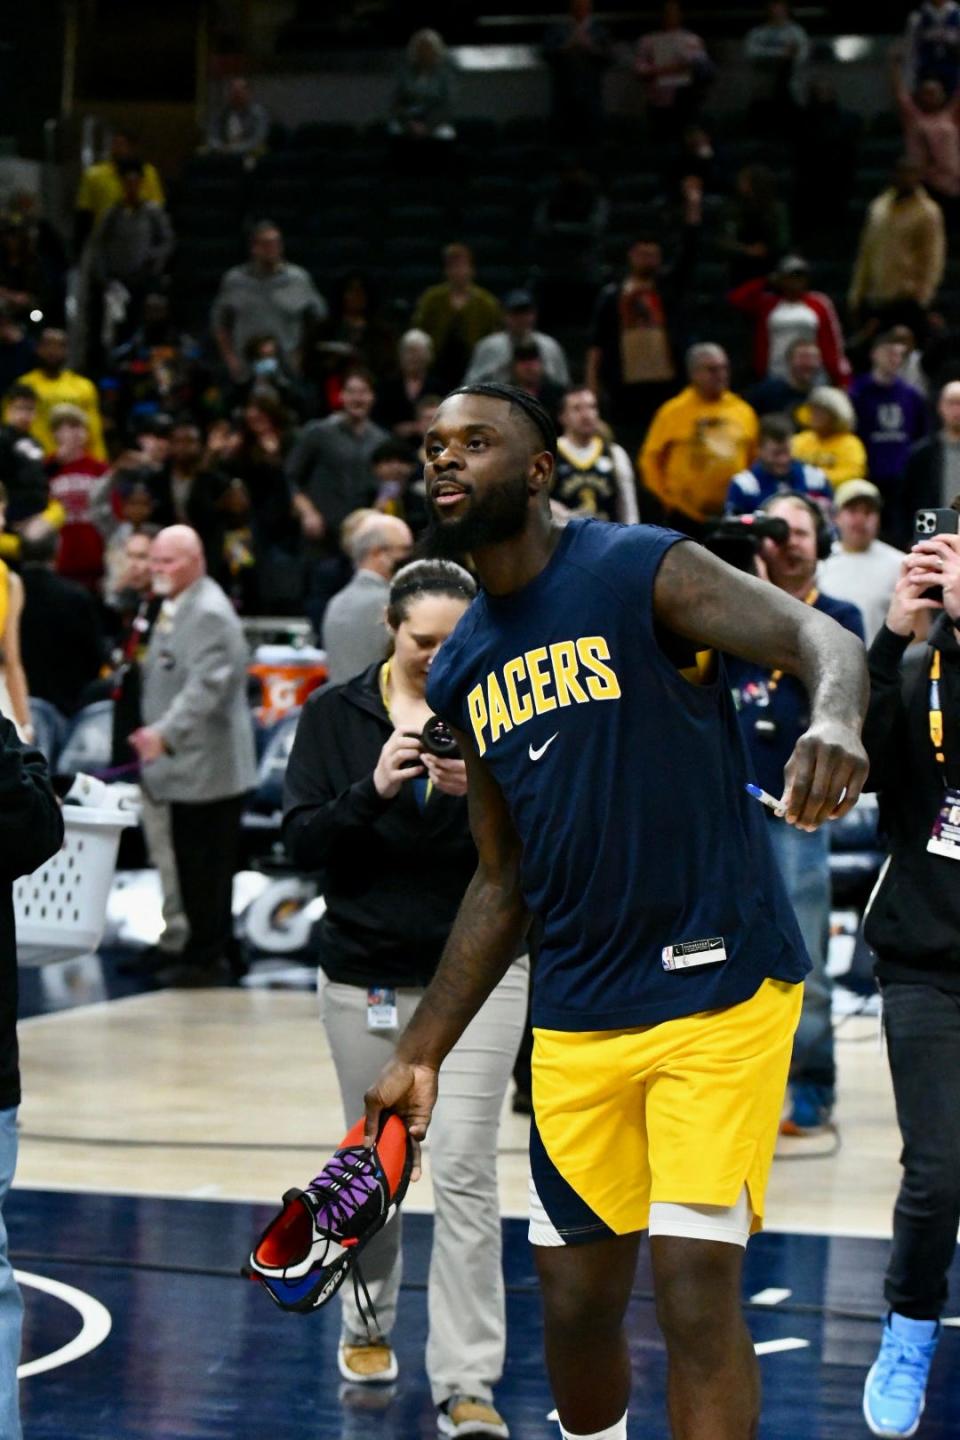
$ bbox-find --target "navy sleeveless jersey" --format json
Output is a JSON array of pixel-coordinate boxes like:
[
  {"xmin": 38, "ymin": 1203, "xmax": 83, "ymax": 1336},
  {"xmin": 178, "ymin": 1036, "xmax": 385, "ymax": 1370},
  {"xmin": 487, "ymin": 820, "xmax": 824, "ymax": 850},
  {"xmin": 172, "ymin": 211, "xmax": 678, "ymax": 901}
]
[{"xmin": 427, "ymin": 518, "xmax": 810, "ymax": 1031}]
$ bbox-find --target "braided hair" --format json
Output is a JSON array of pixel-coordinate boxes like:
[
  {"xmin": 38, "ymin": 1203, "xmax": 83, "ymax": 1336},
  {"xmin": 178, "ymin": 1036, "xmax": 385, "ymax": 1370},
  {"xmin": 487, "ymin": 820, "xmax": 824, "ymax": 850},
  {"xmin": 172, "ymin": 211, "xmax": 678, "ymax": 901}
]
[{"xmin": 445, "ymin": 381, "xmax": 558, "ymax": 458}]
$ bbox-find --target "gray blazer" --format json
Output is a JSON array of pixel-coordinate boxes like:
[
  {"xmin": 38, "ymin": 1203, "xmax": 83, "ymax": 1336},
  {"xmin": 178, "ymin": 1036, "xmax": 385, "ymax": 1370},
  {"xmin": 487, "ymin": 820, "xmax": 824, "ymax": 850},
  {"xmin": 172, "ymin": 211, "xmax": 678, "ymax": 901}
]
[
  {"xmin": 321, "ymin": 569, "xmax": 390, "ymax": 686},
  {"xmin": 140, "ymin": 576, "xmax": 257, "ymax": 803}
]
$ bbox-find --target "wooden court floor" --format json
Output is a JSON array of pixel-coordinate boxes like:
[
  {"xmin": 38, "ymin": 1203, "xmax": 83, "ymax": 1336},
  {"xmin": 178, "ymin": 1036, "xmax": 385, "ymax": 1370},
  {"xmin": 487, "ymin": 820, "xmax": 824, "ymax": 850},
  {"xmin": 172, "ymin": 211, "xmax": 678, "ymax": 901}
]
[
  {"xmin": 15, "ymin": 980, "xmax": 898, "ymax": 1233},
  {"xmin": 10, "ymin": 957, "xmax": 960, "ymax": 1439}
]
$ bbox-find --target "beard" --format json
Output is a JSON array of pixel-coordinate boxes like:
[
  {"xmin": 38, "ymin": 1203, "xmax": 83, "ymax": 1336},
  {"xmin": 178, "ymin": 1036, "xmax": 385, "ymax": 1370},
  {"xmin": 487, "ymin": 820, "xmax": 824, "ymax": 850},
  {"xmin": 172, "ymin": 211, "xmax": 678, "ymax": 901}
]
[{"xmin": 422, "ymin": 472, "xmax": 530, "ymax": 561}]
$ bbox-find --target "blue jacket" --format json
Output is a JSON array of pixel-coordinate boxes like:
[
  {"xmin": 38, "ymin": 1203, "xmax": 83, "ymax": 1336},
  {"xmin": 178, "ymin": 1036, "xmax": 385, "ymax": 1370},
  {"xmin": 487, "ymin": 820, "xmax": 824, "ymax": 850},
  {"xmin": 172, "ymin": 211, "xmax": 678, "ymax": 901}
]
[
  {"xmin": 725, "ymin": 459, "xmax": 833, "ymax": 515},
  {"xmin": 726, "ymin": 591, "xmax": 865, "ymax": 798}
]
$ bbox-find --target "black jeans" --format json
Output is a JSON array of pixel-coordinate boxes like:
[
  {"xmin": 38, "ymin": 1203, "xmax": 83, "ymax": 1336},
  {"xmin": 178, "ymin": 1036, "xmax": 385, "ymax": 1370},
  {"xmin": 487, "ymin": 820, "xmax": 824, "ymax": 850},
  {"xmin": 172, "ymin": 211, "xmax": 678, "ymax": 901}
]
[
  {"xmin": 882, "ymin": 979, "xmax": 960, "ymax": 1319},
  {"xmin": 170, "ymin": 795, "xmax": 245, "ymax": 971}
]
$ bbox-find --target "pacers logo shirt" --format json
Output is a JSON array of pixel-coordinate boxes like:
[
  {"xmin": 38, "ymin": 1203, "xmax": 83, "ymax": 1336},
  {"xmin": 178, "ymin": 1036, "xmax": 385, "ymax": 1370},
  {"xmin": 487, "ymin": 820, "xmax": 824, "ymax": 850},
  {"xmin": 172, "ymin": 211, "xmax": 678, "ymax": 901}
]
[{"xmin": 427, "ymin": 518, "xmax": 809, "ymax": 1032}]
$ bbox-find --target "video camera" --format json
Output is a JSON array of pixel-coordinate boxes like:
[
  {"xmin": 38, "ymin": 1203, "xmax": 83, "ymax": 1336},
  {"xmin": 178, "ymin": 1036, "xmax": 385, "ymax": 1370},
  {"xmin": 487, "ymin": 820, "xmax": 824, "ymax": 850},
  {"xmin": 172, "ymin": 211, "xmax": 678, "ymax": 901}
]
[{"xmin": 702, "ymin": 511, "xmax": 789, "ymax": 574}]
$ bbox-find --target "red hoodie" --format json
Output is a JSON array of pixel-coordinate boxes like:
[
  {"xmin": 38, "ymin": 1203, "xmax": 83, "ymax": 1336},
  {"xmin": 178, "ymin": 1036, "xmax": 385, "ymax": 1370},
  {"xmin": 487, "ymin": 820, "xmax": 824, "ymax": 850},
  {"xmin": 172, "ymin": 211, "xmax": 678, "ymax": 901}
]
[
  {"xmin": 46, "ymin": 453, "xmax": 109, "ymax": 588},
  {"xmin": 728, "ymin": 276, "xmax": 850, "ymax": 387}
]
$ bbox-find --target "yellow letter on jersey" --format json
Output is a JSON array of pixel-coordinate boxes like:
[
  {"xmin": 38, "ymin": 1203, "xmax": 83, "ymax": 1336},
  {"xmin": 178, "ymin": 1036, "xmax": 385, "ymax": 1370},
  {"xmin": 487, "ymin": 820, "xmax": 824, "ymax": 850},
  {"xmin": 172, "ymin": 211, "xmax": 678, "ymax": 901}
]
[
  {"xmin": 550, "ymin": 640, "xmax": 590, "ymax": 706},
  {"xmin": 526, "ymin": 647, "xmax": 557, "ymax": 715},
  {"xmin": 577, "ymin": 636, "xmax": 622, "ymax": 701},
  {"xmin": 467, "ymin": 684, "xmax": 488, "ymax": 756},
  {"xmin": 503, "ymin": 656, "xmax": 533, "ymax": 726},
  {"xmin": 487, "ymin": 672, "xmax": 514, "ymax": 744}
]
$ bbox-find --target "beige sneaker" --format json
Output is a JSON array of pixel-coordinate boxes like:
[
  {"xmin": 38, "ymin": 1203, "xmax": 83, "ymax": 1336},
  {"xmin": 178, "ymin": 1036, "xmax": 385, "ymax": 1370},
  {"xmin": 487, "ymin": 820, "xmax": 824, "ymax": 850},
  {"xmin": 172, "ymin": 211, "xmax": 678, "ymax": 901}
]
[
  {"xmin": 337, "ymin": 1338, "xmax": 399, "ymax": 1384},
  {"xmin": 436, "ymin": 1394, "xmax": 509, "ymax": 1438}
]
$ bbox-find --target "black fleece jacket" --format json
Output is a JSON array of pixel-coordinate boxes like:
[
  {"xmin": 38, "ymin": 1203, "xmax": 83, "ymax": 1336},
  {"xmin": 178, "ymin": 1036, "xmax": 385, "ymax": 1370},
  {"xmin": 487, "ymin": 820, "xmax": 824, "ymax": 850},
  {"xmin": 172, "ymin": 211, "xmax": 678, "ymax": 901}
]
[
  {"xmin": 0, "ymin": 721, "xmax": 64, "ymax": 1107},
  {"xmin": 281, "ymin": 664, "xmax": 476, "ymax": 988},
  {"xmin": 863, "ymin": 616, "xmax": 960, "ymax": 985}
]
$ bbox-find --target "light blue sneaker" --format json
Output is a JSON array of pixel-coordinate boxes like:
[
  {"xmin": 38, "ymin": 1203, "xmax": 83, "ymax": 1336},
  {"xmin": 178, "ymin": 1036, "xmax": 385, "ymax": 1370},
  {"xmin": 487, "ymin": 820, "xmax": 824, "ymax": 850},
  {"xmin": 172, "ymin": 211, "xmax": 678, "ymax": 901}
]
[{"xmin": 863, "ymin": 1313, "xmax": 940, "ymax": 1437}]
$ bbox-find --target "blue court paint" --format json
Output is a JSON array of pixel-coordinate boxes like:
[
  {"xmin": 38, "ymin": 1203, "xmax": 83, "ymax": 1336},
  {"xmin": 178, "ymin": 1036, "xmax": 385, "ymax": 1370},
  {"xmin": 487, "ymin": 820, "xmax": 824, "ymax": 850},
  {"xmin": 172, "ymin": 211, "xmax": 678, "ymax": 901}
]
[{"xmin": 8, "ymin": 1190, "xmax": 960, "ymax": 1440}]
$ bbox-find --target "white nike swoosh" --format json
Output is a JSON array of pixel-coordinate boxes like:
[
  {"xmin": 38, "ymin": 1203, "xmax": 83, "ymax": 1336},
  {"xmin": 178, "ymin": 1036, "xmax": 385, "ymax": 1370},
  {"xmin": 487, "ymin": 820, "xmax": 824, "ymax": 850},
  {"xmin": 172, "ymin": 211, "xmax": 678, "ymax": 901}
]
[{"xmin": 529, "ymin": 732, "xmax": 559, "ymax": 762}]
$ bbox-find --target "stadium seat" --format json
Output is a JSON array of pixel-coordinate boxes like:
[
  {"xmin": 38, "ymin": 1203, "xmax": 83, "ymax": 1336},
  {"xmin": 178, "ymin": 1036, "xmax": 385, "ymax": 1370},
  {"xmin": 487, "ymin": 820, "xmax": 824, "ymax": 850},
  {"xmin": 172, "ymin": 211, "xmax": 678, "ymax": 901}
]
[
  {"xmin": 456, "ymin": 117, "xmax": 501, "ymax": 147},
  {"xmin": 461, "ymin": 204, "xmax": 521, "ymax": 236},
  {"xmin": 389, "ymin": 203, "xmax": 450, "ymax": 234},
  {"xmin": 254, "ymin": 151, "xmax": 318, "ymax": 179},
  {"xmin": 172, "ymin": 204, "xmax": 245, "ymax": 237},
  {"xmin": 392, "ymin": 264, "xmax": 437, "ymax": 302},
  {"xmin": 471, "ymin": 234, "xmax": 516, "ymax": 267},
  {"xmin": 184, "ymin": 152, "xmax": 246, "ymax": 181},
  {"xmin": 383, "ymin": 236, "xmax": 438, "ymax": 267},
  {"xmin": 56, "ymin": 701, "xmax": 115, "ymax": 779},
  {"xmin": 501, "ymin": 115, "xmax": 550, "ymax": 144},
  {"xmin": 829, "ymin": 793, "xmax": 885, "ymax": 901},
  {"xmin": 28, "ymin": 698, "xmax": 68, "ymax": 770},
  {"xmin": 290, "ymin": 122, "xmax": 359, "ymax": 150}
]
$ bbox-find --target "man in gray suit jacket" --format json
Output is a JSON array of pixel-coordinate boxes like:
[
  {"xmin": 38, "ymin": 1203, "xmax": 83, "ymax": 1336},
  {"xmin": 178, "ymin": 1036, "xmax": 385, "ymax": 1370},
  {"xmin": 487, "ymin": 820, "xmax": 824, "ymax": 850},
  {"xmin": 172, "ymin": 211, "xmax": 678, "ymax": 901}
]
[{"xmin": 130, "ymin": 526, "xmax": 256, "ymax": 986}]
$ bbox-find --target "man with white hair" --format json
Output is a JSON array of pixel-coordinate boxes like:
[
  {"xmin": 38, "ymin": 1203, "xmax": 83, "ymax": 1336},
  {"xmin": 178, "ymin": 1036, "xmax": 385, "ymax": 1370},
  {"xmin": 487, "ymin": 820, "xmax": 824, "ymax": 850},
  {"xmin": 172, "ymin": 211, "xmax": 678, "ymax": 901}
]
[
  {"xmin": 375, "ymin": 329, "xmax": 439, "ymax": 440},
  {"xmin": 639, "ymin": 342, "xmax": 759, "ymax": 531},
  {"xmin": 130, "ymin": 525, "xmax": 257, "ymax": 987},
  {"xmin": 322, "ymin": 513, "xmax": 413, "ymax": 685}
]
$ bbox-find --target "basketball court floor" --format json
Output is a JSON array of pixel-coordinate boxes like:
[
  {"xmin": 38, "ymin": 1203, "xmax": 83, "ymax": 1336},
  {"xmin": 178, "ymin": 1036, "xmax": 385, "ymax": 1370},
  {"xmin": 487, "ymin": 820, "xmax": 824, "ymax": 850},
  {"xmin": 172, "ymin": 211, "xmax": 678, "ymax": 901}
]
[{"xmin": 11, "ymin": 896, "xmax": 960, "ymax": 1438}]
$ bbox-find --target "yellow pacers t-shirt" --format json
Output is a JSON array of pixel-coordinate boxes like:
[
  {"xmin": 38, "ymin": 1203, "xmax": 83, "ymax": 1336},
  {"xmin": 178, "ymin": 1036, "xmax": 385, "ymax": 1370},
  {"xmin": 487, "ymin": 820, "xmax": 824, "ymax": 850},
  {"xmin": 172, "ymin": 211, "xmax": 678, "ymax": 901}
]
[
  {"xmin": 8, "ymin": 369, "xmax": 106, "ymax": 459},
  {"xmin": 640, "ymin": 386, "xmax": 759, "ymax": 522},
  {"xmin": 791, "ymin": 429, "xmax": 868, "ymax": 488}
]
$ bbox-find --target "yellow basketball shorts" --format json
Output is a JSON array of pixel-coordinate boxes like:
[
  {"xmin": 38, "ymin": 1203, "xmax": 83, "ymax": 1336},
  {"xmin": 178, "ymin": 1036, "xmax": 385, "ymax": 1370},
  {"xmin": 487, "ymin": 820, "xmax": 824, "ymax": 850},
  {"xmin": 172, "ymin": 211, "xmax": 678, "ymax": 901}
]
[{"xmin": 529, "ymin": 977, "xmax": 802, "ymax": 1245}]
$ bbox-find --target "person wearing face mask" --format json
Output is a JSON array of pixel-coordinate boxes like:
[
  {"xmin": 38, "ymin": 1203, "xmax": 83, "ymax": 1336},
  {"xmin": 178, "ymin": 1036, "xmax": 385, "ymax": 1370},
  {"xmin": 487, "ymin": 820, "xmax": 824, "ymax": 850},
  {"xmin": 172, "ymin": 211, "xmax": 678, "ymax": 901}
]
[
  {"xmin": 235, "ymin": 333, "xmax": 308, "ymax": 417},
  {"xmin": 283, "ymin": 560, "xmax": 528, "ymax": 1438}
]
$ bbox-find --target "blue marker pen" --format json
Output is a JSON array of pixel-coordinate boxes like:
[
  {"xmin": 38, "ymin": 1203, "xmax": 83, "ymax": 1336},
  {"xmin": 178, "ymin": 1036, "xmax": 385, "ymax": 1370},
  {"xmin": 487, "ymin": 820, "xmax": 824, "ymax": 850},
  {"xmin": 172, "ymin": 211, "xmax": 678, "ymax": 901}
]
[{"xmin": 745, "ymin": 783, "xmax": 786, "ymax": 817}]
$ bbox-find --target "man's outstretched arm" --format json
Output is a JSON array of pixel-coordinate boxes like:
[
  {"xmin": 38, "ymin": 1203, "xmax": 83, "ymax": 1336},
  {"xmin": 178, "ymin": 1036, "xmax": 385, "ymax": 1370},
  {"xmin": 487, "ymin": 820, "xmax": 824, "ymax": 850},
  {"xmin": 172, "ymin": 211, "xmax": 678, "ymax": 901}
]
[
  {"xmin": 653, "ymin": 539, "xmax": 869, "ymax": 830},
  {"xmin": 364, "ymin": 731, "xmax": 528, "ymax": 1172}
]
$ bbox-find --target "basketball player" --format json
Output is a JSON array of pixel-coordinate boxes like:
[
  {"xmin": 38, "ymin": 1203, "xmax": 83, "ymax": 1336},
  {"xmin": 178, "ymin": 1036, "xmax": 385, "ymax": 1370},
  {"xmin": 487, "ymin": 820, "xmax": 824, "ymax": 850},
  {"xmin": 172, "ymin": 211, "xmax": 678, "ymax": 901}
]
[{"xmin": 364, "ymin": 382, "xmax": 868, "ymax": 1440}]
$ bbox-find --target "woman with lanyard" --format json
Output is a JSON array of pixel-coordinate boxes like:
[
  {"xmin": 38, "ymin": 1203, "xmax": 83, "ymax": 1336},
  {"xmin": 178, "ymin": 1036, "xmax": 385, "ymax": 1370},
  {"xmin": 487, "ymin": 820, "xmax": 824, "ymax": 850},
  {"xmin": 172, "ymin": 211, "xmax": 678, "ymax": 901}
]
[
  {"xmin": 283, "ymin": 559, "xmax": 527, "ymax": 1440},
  {"xmin": 860, "ymin": 521, "xmax": 960, "ymax": 1440}
]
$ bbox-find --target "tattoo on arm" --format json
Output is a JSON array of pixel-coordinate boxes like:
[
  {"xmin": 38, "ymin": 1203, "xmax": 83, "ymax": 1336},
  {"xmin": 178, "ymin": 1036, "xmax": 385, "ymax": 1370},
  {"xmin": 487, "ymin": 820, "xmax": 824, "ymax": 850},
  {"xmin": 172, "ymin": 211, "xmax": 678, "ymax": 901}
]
[{"xmin": 653, "ymin": 540, "xmax": 869, "ymax": 727}]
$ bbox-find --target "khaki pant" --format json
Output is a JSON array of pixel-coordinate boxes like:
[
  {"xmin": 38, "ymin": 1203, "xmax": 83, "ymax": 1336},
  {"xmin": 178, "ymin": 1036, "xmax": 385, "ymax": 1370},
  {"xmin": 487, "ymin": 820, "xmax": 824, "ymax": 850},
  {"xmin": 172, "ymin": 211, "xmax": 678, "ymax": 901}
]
[
  {"xmin": 319, "ymin": 957, "xmax": 529, "ymax": 1406},
  {"xmin": 139, "ymin": 791, "xmax": 188, "ymax": 954}
]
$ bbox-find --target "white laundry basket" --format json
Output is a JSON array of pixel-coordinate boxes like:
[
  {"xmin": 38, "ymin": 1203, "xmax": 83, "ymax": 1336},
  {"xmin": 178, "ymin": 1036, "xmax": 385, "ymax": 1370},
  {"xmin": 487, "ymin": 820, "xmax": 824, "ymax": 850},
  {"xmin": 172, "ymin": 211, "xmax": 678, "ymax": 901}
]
[{"xmin": 14, "ymin": 807, "xmax": 137, "ymax": 966}]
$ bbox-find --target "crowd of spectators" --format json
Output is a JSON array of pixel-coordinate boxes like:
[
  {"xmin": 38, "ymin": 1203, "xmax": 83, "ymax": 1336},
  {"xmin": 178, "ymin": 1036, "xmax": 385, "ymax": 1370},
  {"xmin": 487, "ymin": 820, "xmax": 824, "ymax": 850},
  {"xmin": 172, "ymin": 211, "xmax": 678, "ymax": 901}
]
[{"xmin": 0, "ymin": 4, "xmax": 954, "ymax": 738}]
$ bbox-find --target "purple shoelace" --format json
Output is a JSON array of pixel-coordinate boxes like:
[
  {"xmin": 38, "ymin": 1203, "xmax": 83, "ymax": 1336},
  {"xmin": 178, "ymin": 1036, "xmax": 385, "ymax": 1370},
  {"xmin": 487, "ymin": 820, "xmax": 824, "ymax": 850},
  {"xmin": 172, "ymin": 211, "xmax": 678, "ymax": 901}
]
[{"xmin": 307, "ymin": 1147, "xmax": 381, "ymax": 1234}]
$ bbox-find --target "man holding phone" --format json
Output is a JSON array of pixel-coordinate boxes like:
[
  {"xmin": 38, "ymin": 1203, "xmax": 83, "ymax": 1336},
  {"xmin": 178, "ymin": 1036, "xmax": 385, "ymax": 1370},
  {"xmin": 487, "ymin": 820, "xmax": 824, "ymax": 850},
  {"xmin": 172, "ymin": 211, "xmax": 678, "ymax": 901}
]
[{"xmin": 861, "ymin": 498, "xmax": 960, "ymax": 1439}]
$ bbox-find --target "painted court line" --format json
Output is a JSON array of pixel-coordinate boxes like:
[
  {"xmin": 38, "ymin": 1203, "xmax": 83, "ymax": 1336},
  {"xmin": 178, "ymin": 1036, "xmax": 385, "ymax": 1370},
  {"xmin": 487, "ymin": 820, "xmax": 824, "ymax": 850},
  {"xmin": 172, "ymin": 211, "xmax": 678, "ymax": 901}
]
[
  {"xmin": 754, "ymin": 1338, "xmax": 810, "ymax": 1356},
  {"xmin": 15, "ymin": 1270, "xmax": 112, "ymax": 1378}
]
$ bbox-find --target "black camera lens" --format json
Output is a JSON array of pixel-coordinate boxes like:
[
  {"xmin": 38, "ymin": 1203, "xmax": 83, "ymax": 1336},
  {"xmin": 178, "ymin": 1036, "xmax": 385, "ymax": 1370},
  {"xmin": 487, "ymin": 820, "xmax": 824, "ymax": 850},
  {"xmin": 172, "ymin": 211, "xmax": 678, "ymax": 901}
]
[{"xmin": 421, "ymin": 715, "xmax": 460, "ymax": 758}]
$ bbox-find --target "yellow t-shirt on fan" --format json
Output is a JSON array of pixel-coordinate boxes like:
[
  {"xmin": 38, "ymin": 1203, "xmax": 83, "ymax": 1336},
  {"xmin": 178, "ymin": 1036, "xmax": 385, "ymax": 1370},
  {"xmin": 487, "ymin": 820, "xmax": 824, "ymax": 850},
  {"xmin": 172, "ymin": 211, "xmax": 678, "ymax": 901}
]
[
  {"xmin": 791, "ymin": 429, "xmax": 868, "ymax": 488},
  {"xmin": 639, "ymin": 386, "xmax": 759, "ymax": 522}
]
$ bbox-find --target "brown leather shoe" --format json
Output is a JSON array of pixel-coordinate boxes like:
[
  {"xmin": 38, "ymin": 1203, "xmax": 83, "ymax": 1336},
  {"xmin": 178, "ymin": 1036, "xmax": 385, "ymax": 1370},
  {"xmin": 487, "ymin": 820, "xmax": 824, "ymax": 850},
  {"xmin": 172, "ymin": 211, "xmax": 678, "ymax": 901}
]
[
  {"xmin": 436, "ymin": 1394, "xmax": 509, "ymax": 1437},
  {"xmin": 337, "ymin": 1339, "xmax": 398, "ymax": 1384}
]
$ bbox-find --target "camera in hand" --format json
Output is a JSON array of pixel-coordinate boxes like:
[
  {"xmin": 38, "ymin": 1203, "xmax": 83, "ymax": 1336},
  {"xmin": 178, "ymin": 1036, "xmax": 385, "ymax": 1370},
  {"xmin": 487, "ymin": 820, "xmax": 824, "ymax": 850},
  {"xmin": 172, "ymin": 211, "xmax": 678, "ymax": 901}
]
[
  {"xmin": 703, "ymin": 512, "xmax": 789, "ymax": 574},
  {"xmin": 914, "ymin": 508, "xmax": 960, "ymax": 603},
  {"xmin": 421, "ymin": 715, "xmax": 460, "ymax": 758}
]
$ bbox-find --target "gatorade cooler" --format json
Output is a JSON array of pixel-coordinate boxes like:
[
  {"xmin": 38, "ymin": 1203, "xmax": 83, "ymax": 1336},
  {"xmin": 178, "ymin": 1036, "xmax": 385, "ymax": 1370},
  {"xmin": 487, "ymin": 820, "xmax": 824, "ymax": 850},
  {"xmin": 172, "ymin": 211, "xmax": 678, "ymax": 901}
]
[{"xmin": 249, "ymin": 645, "xmax": 328, "ymax": 723}]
